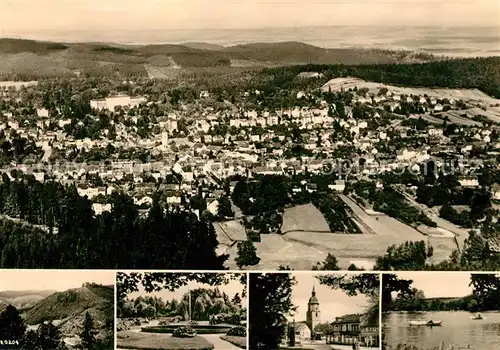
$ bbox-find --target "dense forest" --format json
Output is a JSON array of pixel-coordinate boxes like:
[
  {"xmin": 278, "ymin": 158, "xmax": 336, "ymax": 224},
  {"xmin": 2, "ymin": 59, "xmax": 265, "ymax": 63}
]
[
  {"xmin": 254, "ymin": 57, "xmax": 500, "ymax": 98},
  {"xmin": 0, "ymin": 173, "xmax": 225, "ymax": 269}
]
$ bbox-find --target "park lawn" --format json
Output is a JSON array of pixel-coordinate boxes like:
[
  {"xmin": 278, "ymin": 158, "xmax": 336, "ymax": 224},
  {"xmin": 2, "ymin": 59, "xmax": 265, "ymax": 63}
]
[
  {"xmin": 220, "ymin": 335, "xmax": 246, "ymax": 349},
  {"xmin": 117, "ymin": 331, "xmax": 214, "ymax": 350}
]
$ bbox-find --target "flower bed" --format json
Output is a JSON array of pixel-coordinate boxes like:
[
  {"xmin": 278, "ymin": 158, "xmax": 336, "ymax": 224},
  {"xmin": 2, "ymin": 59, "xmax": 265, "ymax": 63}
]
[
  {"xmin": 226, "ymin": 325, "xmax": 246, "ymax": 337},
  {"xmin": 142, "ymin": 324, "xmax": 233, "ymax": 335},
  {"xmin": 172, "ymin": 326, "xmax": 196, "ymax": 338}
]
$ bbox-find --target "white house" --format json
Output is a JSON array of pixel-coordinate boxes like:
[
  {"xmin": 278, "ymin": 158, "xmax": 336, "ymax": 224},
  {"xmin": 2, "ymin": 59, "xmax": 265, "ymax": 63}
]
[
  {"xmin": 92, "ymin": 203, "xmax": 112, "ymax": 215},
  {"xmin": 428, "ymin": 128, "xmax": 444, "ymax": 137},
  {"xmin": 328, "ymin": 180, "xmax": 346, "ymax": 192},
  {"xmin": 294, "ymin": 323, "xmax": 311, "ymax": 341},
  {"xmin": 90, "ymin": 95, "xmax": 145, "ymax": 110},
  {"xmin": 207, "ymin": 199, "xmax": 219, "ymax": 215},
  {"xmin": 433, "ymin": 104, "xmax": 444, "ymax": 112},
  {"xmin": 458, "ymin": 177, "xmax": 479, "ymax": 188}
]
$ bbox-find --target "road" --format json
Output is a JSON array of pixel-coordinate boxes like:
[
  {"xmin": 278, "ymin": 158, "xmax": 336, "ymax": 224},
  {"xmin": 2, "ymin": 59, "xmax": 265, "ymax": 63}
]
[
  {"xmin": 202, "ymin": 334, "xmax": 241, "ymax": 350},
  {"xmin": 395, "ymin": 187, "xmax": 469, "ymax": 249}
]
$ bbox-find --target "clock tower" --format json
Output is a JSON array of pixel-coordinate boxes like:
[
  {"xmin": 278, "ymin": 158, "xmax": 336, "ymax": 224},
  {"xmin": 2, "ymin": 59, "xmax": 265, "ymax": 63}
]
[{"xmin": 306, "ymin": 284, "xmax": 321, "ymax": 339}]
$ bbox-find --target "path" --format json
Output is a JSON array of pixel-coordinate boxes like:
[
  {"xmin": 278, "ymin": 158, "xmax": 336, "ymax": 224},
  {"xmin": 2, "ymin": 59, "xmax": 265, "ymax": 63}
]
[
  {"xmin": 338, "ymin": 194, "xmax": 422, "ymax": 240},
  {"xmin": 395, "ymin": 187, "xmax": 469, "ymax": 249},
  {"xmin": 203, "ymin": 334, "xmax": 241, "ymax": 350}
]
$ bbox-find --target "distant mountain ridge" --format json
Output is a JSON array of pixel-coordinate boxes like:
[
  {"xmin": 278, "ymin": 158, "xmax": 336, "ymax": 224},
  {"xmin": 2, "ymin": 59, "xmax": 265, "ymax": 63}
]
[
  {"xmin": 0, "ymin": 37, "xmax": 439, "ymax": 80},
  {"xmin": 0, "ymin": 290, "xmax": 57, "ymax": 310}
]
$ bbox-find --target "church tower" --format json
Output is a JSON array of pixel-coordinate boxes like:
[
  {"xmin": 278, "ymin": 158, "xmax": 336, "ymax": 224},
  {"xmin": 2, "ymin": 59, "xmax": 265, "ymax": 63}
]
[{"xmin": 306, "ymin": 284, "xmax": 321, "ymax": 338}]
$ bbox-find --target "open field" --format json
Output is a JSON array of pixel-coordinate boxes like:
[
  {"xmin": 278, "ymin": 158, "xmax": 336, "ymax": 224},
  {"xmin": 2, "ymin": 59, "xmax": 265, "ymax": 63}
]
[
  {"xmin": 411, "ymin": 114, "xmax": 444, "ymax": 124},
  {"xmin": 215, "ymin": 220, "xmax": 247, "ymax": 259},
  {"xmin": 144, "ymin": 65, "xmax": 181, "ymax": 80},
  {"xmin": 224, "ymin": 196, "xmax": 457, "ymax": 270},
  {"xmin": 441, "ymin": 110, "xmax": 483, "ymax": 126},
  {"xmin": 457, "ymin": 107, "xmax": 500, "ymax": 123},
  {"xmin": 215, "ymin": 220, "xmax": 247, "ymax": 243},
  {"xmin": 322, "ymin": 77, "xmax": 500, "ymax": 104},
  {"xmin": 117, "ymin": 331, "xmax": 214, "ymax": 350},
  {"xmin": 281, "ymin": 204, "xmax": 330, "ymax": 232}
]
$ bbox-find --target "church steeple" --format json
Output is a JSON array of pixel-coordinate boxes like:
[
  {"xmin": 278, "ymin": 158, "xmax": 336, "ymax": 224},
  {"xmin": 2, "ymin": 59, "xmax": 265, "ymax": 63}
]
[{"xmin": 306, "ymin": 283, "xmax": 321, "ymax": 339}]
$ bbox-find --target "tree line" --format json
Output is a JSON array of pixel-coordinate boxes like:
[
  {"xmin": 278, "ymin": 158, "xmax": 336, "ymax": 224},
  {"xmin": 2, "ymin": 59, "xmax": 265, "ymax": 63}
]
[
  {"xmin": 119, "ymin": 288, "xmax": 244, "ymax": 324},
  {"xmin": 385, "ymin": 274, "xmax": 500, "ymax": 313}
]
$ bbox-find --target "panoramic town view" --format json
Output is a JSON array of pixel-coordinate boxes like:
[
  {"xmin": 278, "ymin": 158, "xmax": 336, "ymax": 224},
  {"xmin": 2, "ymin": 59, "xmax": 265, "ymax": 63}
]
[
  {"xmin": 0, "ymin": 0, "xmax": 499, "ymax": 349},
  {"xmin": 0, "ymin": 1, "xmax": 498, "ymax": 272}
]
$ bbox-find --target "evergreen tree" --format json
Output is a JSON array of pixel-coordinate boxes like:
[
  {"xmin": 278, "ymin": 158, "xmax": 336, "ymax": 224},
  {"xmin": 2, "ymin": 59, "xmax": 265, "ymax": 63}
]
[
  {"xmin": 312, "ymin": 253, "xmax": 340, "ymax": 270},
  {"xmin": 80, "ymin": 312, "xmax": 97, "ymax": 349},
  {"xmin": 249, "ymin": 273, "xmax": 296, "ymax": 350},
  {"xmin": 235, "ymin": 240, "xmax": 260, "ymax": 269},
  {"xmin": 35, "ymin": 322, "xmax": 63, "ymax": 350},
  {"xmin": 0, "ymin": 305, "xmax": 26, "ymax": 347}
]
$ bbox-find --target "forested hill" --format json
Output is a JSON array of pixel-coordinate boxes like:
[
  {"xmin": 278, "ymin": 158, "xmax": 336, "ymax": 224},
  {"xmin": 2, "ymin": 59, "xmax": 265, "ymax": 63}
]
[
  {"xmin": 0, "ymin": 38, "xmax": 439, "ymax": 80},
  {"xmin": 0, "ymin": 174, "xmax": 226, "ymax": 269},
  {"xmin": 256, "ymin": 57, "xmax": 500, "ymax": 98},
  {"xmin": 23, "ymin": 284, "xmax": 113, "ymax": 326}
]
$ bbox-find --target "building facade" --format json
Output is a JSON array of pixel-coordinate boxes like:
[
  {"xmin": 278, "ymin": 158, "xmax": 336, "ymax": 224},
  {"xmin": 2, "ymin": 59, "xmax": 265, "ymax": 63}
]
[{"xmin": 327, "ymin": 314, "xmax": 379, "ymax": 347}]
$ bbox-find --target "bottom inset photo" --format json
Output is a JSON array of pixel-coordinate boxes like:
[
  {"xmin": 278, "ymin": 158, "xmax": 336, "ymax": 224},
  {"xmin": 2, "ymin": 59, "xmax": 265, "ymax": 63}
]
[
  {"xmin": 249, "ymin": 272, "xmax": 381, "ymax": 350},
  {"xmin": 0, "ymin": 269, "xmax": 115, "ymax": 349},
  {"xmin": 116, "ymin": 272, "xmax": 247, "ymax": 350},
  {"xmin": 382, "ymin": 272, "xmax": 500, "ymax": 350}
]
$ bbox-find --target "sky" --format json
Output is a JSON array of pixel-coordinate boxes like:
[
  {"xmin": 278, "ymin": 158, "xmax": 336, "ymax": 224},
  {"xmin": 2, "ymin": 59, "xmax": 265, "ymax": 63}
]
[
  {"xmin": 0, "ymin": 0, "xmax": 499, "ymax": 37},
  {"xmin": 396, "ymin": 272, "xmax": 475, "ymax": 298},
  {"xmin": 287, "ymin": 273, "xmax": 371, "ymax": 324},
  {"xmin": 128, "ymin": 275, "xmax": 247, "ymax": 305},
  {"xmin": 0, "ymin": 270, "xmax": 115, "ymax": 291}
]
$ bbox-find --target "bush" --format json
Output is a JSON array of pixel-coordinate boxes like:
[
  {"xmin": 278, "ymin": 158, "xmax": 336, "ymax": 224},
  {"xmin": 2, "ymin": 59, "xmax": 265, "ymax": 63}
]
[
  {"xmin": 226, "ymin": 325, "xmax": 246, "ymax": 337},
  {"xmin": 172, "ymin": 326, "xmax": 197, "ymax": 338}
]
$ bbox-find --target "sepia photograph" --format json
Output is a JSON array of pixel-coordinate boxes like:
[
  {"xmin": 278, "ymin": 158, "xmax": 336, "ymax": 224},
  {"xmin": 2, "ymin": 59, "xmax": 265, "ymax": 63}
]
[
  {"xmin": 116, "ymin": 272, "xmax": 247, "ymax": 350},
  {"xmin": 0, "ymin": 269, "xmax": 115, "ymax": 349},
  {"xmin": 382, "ymin": 272, "xmax": 500, "ymax": 350},
  {"xmin": 249, "ymin": 272, "xmax": 380, "ymax": 350},
  {"xmin": 0, "ymin": 1, "xmax": 498, "ymax": 270}
]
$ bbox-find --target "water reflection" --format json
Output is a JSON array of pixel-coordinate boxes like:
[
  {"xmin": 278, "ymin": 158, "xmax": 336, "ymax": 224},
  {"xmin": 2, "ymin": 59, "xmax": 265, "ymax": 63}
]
[{"xmin": 384, "ymin": 311, "xmax": 500, "ymax": 350}]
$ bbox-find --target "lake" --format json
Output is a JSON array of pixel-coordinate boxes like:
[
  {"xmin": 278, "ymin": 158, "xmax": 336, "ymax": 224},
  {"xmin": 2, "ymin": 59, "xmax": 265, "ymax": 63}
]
[{"xmin": 384, "ymin": 311, "xmax": 500, "ymax": 350}]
